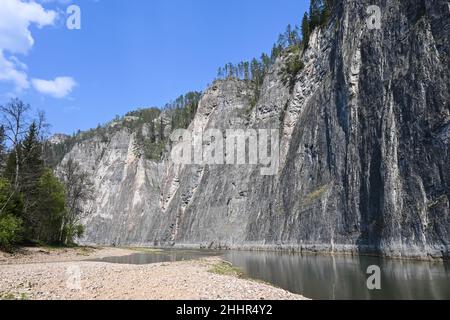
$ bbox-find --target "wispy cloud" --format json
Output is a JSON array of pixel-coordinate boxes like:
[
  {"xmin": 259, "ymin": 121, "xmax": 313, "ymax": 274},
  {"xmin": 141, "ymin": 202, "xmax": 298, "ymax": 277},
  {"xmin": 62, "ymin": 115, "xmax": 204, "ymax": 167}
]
[
  {"xmin": 38, "ymin": 0, "xmax": 73, "ymax": 5},
  {"xmin": 0, "ymin": 53, "xmax": 30, "ymax": 91},
  {"xmin": 32, "ymin": 76, "xmax": 77, "ymax": 98}
]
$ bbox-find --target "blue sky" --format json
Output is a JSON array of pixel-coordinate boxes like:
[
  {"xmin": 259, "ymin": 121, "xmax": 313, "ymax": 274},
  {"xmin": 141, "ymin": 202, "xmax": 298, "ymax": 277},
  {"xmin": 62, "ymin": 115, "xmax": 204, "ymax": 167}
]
[{"xmin": 0, "ymin": 0, "xmax": 308, "ymax": 134}]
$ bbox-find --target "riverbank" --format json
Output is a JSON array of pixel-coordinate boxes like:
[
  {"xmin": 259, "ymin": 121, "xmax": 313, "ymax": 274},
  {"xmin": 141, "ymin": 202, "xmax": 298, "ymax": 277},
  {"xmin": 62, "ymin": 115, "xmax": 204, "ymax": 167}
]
[{"xmin": 0, "ymin": 247, "xmax": 306, "ymax": 300}]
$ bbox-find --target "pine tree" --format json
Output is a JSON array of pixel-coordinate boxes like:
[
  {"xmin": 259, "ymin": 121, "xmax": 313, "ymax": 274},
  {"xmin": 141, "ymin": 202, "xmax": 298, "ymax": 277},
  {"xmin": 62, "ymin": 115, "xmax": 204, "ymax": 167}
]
[
  {"xmin": 309, "ymin": 0, "xmax": 323, "ymax": 30},
  {"xmin": 217, "ymin": 67, "xmax": 224, "ymax": 79},
  {"xmin": 285, "ymin": 24, "xmax": 300, "ymax": 47},
  {"xmin": 251, "ymin": 58, "xmax": 263, "ymax": 86},
  {"xmin": 159, "ymin": 117, "xmax": 165, "ymax": 142},
  {"xmin": 20, "ymin": 122, "xmax": 44, "ymax": 189},
  {"xmin": 302, "ymin": 12, "xmax": 311, "ymax": 49},
  {"xmin": 260, "ymin": 54, "xmax": 270, "ymax": 73},
  {"xmin": 270, "ymin": 44, "xmax": 283, "ymax": 63},
  {"xmin": 244, "ymin": 61, "xmax": 250, "ymax": 80},
  {"xmin": 321, "ymin": 0, "xmax": 332, "ymax": 25},
  {"xmin": 286, "ymin": 24, "xmax": 293, "ymax": 46},
  {"xmin": 18, "ymin": 121, "xmax": 45, "ymax": 240}
]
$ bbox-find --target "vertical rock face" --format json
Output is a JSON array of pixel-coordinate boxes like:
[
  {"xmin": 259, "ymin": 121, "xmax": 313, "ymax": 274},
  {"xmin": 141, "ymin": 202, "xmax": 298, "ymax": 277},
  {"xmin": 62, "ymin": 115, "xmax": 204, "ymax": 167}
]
[
  {"xmin": 60, "ymin": 129, "xmax": 165, "ymax": 246},
  {"xmin": 59, "ymin": 0, "xmax": 449, "ymax": 259}
]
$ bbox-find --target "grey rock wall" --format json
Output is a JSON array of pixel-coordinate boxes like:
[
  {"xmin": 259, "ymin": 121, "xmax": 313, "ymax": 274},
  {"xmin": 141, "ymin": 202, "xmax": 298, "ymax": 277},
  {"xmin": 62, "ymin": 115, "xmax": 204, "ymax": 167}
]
[{"xmin": 59, "ymin": 0, "xmax": 449, "ymax": 259}]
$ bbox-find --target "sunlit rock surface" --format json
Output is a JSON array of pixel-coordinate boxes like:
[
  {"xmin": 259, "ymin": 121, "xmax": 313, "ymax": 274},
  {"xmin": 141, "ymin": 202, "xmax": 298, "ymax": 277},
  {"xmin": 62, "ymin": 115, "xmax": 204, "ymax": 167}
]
[{"xmin": 58, "ymin": 0, "xmax": 449, "ymax": 259}]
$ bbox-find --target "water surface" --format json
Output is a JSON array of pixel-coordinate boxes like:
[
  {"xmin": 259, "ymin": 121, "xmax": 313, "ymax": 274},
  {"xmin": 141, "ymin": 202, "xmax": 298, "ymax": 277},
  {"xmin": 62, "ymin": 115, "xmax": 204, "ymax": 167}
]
[
  {"xmin": 90, "ymin": 249, "xmax": 221, "ymax": 265},
  {"xmin": 222, "ymin": 251, "xmax": 450, "ymax": 300}
]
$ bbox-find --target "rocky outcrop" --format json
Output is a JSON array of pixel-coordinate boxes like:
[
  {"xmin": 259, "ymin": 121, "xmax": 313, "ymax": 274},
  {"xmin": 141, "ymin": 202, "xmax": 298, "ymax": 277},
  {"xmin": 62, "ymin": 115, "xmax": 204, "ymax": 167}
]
[
  {"xmin": 59, "ymin": 0, "xmax": 449, "ymax": 259},
  {"xmin": 59, "ymin": 128, "xmax": 165, "ymax": 245}
]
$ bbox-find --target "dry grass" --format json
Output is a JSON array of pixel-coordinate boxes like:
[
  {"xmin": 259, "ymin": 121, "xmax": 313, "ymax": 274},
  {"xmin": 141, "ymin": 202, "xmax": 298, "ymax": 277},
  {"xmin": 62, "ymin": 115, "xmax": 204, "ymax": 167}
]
[{"xmin": 209, "ymin": 261, "xmax": 244, "ymax": 278}]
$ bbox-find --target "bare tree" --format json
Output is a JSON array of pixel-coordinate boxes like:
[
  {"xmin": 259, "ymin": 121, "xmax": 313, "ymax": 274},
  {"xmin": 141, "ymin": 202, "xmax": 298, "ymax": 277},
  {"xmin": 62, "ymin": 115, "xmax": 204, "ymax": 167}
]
[
  {"xmin": 36, "ymin": 110, "xmax": 51, "ymax": 142},
  {"xmin": 0, "ymin": 99, "xmax": 31, "ymax": 189},
  {"xmin": 58, "ymin": 158, "xmax": 94, "ymax": 244}
]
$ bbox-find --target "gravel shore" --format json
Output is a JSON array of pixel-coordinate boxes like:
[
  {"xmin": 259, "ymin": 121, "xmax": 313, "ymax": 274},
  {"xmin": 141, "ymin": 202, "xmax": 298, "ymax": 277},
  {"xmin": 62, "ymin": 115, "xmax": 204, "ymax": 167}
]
[{"xmin": 0, "ymin": 247, "xmax": 306, "ymax": 300}]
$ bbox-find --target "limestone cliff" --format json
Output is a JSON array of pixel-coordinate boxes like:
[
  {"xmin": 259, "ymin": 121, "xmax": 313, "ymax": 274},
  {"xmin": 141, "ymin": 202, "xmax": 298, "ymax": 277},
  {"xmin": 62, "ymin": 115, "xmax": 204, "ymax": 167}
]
[{"xmin": 56, "ymin": 0, "xmax": 449, "ymax": 259}]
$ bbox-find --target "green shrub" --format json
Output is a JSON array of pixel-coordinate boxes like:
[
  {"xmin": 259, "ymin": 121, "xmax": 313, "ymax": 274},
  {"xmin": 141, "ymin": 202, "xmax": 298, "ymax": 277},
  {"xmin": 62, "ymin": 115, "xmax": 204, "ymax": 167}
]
[
  {"xmin": 0, "ymin": 215, "xmax": 23, "ymax": 251},
  {"xmin": 74, "ymin": 224, "xmax": 85, "ymax": 239},
  {"xmin": 62, "ymin": 223, "xmax": 85, "ymax": 245},
  {"xmin": 33, "ymin": 170, "xmax": 67, "ymax": 244}
]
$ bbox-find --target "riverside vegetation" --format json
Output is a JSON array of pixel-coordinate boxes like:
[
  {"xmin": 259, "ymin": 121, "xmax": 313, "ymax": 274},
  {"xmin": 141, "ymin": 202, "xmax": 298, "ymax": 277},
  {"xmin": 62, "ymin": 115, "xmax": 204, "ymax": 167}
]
[{"xmin": 0, "ymin": 99, "xmax": 93, "ymax": 251}]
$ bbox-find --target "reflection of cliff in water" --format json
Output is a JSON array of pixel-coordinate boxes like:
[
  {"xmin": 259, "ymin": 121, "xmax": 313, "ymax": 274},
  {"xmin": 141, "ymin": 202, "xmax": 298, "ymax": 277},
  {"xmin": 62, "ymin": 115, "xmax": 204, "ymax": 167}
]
[{"xmin": 223, "ymin": 251, "xmax": 450, "ymax": 300}]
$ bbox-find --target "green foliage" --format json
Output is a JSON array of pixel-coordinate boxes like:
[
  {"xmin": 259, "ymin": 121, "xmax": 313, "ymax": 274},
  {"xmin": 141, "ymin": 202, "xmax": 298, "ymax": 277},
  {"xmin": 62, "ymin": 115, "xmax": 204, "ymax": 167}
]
[
  {"xmin": 216, "ymin": 24, "xmax": 302, "ymax": 86},
  {"xmin": 62, "ymin": 224, "xmax": 84, "ymax": 245},
  {"xmin": 170, "ymin": 98, "xmax": 199, "ymax": 130},
  {"xmin": 279, "ymin": 46, "xmax": 305, "ymax": 91},
  {"xmin": 43, "ymin": 140, "xmax": 73, "ymax": 169},
  {"xmin": 321, "ymin": 0, "xmax": 333, "ymax": 25},
  {"xmin": 0, "ymin": 126, "xmax": 6, "ymax": 173},
  {"xmin": 19, "ymin": 122, "xmax": 46, "ymax": 234},
  {"xmin": 0, "ymin": 178, "xmax": 23, "ymax": 251},
  {"xmin": 0, "ymin": 99, "xmax": 94, "ymax": 250},
  {"xmin": 33, "ymin": 169, "xmax": 66, "ymax": 244},
  {"xmin": 125, "ymin": 108, "xmax": 161, "ymax": 131},
  {"xmin": 134, "ymin": 131, "xmax": 166, "ymax": 161},
  {"xmin": 309, "ymin": 0, "xmax": 322, "ymax": 29},
  {"xmin": 0, "ymin": 215, "xmax": 22, "ymax": 251},
  {"xmin": 131, "ymin": 92, "xmax": 201, "ymax": 161},
  {"xmin": 74, "ymin": 224, "xmax": 85, "ymax": 238},
  {"xmin": 209, "ymin": 261, "xmax": 244, "ymax": 278},
  {"xmin": 0, "ymin": 292, "xmax": 29, "ymax": 300},
  {"xmin": 214, "ymin": 0, "xmax": 334, "ymax": 102},
  {"xmin": 308, "ymin": 0, "xmax": 332, "ymax": 33},
  {"xmin": 301, "ymin": 13, "xmax": 311, "ymax": 49},
  {"xmin": 58, "ymin": 159, "xmax": 93, "ymax": 245},
  {"xmin": 0, "ymin": 178, "xmax": 23, "ymax": 217}
]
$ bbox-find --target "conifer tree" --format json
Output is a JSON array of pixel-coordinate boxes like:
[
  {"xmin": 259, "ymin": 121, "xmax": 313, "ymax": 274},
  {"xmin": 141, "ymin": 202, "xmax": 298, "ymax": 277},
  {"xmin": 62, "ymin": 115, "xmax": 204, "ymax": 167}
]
[
  {"xmin": 302, "ymin": 12, "xmax": 311, "ymax": 48},
  {"xmin": 18, "ymin": 121, "xmax": 45, "ymax": 240},
  {"xmin": 309, "ymin": 0, "xmax": 323, "ymax": 30}
]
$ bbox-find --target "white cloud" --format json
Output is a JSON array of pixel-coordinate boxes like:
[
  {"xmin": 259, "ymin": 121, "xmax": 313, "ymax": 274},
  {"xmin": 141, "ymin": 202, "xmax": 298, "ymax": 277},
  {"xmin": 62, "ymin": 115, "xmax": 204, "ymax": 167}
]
[
  {"xmin": 0, "ymin": 0, "xmax": 57, "ymax": 54},
  {"xmin": 32, "ymin": 76, "xmax": 76, "ymax": 98},
  {"xmin": 0, "ymin": 0, "xmax": 77, "ymax": 98},
  {"xmin": 0, "ymin": 53, "xmax": 30, "ymax": 91}
]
